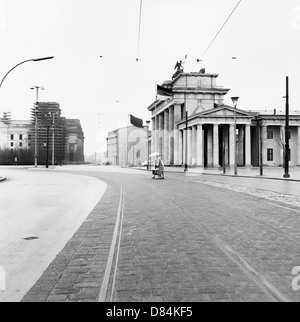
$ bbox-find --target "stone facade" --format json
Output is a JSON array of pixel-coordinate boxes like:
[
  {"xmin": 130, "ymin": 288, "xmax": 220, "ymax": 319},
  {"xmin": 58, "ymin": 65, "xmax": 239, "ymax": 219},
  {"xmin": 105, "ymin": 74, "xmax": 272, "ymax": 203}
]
[
  {"xmin": 107, "ymin": 126, "xmax": 149, "ymax": 166},
  {"xmin": 65, "ymin": 119, "xmax": 85, "ymax": 163},
  {"xmin": 0, "ymin": 118, "xmax": 33, "ymax": 164},
  {"xmin": 0, "ymin": 103, "xmax": 85, "ymax": 165},
  {"xmin": 148, "ymin": 72, "xmax": 300, "ymax": 168},
  {"xmin": 0, "ymin": 119, "xmax": 31, "ymax": 150}
]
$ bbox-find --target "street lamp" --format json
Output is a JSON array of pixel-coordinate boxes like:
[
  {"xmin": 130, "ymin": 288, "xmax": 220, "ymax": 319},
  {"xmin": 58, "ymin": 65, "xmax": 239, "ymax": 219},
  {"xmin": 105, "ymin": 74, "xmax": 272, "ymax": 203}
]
[
  {"xmin": 146, "ymin": 120, "xmax": 151, "ymax": 170},
  {"xmin": 231, "ymin": 96, "xmax": 239, "ymax": 175},
  {"xmin": 0, "ymin": 57, "xmax": 53, "ymax": 167},
  {"xmin": 0, "ymin": 56, "xmax": 54, "ymax": 90},
  {"xmin": 45, "ymin": 111, "xmax": 57, "ymax": 167},
  {"xmin": 184, "ymin": 111, "xmax": 188, "ymax": 172},
  {"xmin": 50, "ymin": 112, "xmax": 57, "ymax": 166},
  {"xmin": 46, "ymin": 124, "xmax": 50, "ymax": 169},
  {"xmin": 283, "ymin": 76, "xmax": 290, "ymax": 178},
  {"xmin": 31, "ymin": 86, "xmax": 45, "ymax": 167}
]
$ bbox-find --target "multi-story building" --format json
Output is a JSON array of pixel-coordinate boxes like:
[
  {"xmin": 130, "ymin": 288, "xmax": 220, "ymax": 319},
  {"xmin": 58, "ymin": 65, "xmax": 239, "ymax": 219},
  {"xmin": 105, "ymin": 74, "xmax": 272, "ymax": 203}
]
[
  {"xmin": 0, "ymin": 113, "xmax": 33, "ymax": 164},
  {"xmin": 0, "ymin": 102, "xmax": 85, "ymax": 165},
  {"xmin": 65, "ymin": 119, "xmax": 85, "ymax": 163},
  {"xmin": 29, "ymin": 102, "xmax": 65, "ymax": 165},
  {"xmin": 107, "ymin": 126, "xmax": 149, "ymax": 166},
  {"xmin": 147, "ymin": 71, "xmax": 300, "ymax": 168}
]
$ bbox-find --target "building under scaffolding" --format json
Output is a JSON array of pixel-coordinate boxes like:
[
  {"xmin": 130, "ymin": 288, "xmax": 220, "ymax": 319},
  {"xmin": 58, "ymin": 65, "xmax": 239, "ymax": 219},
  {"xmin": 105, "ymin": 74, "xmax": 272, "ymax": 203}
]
[{"xmin": 0, "ymin": 102, "xmax": 85, "ymax": 165}]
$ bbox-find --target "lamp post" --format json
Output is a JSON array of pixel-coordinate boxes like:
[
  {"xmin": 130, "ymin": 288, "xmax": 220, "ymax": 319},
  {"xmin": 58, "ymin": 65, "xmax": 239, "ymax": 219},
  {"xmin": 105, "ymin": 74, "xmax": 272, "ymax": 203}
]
[
  {"xmin": 184, "ymin": 111, "xmax": 188, "ymax": 172},
  {"xmin": 31, "ymin": 86, "xmax": 45, "ymax": 167},
  {"xmin": 146, "ymin": 120, "xmax": 151, "ymax": 170},
  {"xmin": 231, "ymin": 96, "xmax": 239, "ymax": 175},
  {"xmin": 46, "ymin": 125, "xmax": 50, "ymax": 168},
  {"xmin": 0, "ymin": 57, "xmax": 54, "ymax": 90},
  {"xmin": 46, "ymin": 111, "xmax": 57, "ymax": 166},
  {"xmin": 0, "ymin": 56, "xmax": 53, "ymax": 167},
  {"xmin": 283, "ymin": 76, "xmax": 290, "ymax": 178}
]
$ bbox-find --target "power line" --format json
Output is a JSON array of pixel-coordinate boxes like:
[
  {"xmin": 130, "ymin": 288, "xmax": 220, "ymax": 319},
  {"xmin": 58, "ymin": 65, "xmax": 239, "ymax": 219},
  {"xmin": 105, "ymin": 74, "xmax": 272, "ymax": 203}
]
[
  {"xmin": 136, "ymin": 0, "xmax": 143, "ymax": 62},
  {"xmin": 199, "ymin": 0, "xmax": 242, "ymax": 61}
]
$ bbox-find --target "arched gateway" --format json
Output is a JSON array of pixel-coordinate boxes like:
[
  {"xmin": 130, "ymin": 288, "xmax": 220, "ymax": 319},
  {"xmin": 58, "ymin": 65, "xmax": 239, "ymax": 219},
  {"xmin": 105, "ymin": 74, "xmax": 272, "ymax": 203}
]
[{"xmin": 148, "ymin": 72, "xmax": 300, "ymax": 168}]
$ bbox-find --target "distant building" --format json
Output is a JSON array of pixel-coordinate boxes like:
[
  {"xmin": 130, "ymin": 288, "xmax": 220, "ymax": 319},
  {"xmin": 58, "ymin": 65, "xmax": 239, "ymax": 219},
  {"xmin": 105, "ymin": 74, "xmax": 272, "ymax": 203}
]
[
  {"xmin": 0, "ymin": 102, "xmax": 85, "ymax": 165},
  {"xmin": 107, "ymin": 126, "xmax": 150, "ymax": 166},
  {"xmin": 0, "ymin": 115, "xmax": 32, "ymax": 164},
  {"xmin": 65, "ymin": 119, "xmax": 85, "ymax": 163},
  {"xmin": 147, "ymin": 71, "xmax": 300, "ymax": 168},
  {"xmin": 29, "ymin": 102, "xmax": 65, "ymax": 165}
]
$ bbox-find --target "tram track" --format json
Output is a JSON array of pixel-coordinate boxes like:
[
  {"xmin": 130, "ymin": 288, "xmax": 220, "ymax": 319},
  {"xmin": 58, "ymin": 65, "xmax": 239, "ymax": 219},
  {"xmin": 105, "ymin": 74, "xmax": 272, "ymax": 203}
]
[
  {"xmin": 98, "ymin": 186, "xmax": 125, "ymax": 302},
  {"xmin": 167, "ymin": 196, "xmax": 290, "ymax": 302},
  {"xmin": 21, "ymin": 169, "xmax": 297, "ymax": 302},
  {"xmin": 199, "ymin": 179, "xmax": 300, "ymax": 246}
]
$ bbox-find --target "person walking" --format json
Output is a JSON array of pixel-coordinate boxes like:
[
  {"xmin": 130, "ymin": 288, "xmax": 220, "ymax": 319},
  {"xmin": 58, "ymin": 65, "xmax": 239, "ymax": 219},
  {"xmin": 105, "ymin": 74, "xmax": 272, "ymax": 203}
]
[
  {"xmin": 158, "ymin": 155, "xmax": 165, "ymax": 179},
  {"xmin": 152, "ymin": 154, "xmax": 165, "ymax": 179}
]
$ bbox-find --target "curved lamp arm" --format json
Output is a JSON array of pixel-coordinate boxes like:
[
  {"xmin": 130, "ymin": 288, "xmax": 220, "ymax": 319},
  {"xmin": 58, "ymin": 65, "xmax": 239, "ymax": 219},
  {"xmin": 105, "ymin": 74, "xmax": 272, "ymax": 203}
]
[{"xmin": 0, "ymin": 56, "xmax": 54, "ymax": 89}]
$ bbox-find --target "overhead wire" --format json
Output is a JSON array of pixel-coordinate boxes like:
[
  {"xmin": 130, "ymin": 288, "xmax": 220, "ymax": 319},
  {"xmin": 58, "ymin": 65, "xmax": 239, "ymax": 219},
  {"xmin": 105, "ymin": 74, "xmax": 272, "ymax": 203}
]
[
  {"xmin": 136, "ymin": 0, "xmax": 143, "ymax": 62},
  {"xmin": 195, "ymin": 0, "xmax": 242, "ymax": 67}
]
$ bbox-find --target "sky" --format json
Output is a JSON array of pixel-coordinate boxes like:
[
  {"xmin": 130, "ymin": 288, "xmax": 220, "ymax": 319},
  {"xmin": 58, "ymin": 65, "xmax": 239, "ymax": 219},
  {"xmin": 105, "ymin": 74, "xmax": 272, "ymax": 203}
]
[{"xmin": 1, "ymin": 0, "xmax": 300, "ymax": 155}]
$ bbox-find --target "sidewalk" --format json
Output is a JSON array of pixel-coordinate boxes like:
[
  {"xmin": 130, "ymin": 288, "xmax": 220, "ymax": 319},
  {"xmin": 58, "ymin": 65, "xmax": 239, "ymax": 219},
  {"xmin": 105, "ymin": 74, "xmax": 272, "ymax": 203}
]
[
  {"xmin": 1, "ymin": 165, "xmax": 300, "ymax": 182},
  {"xmin": 136, "ymin": 165, "xmax": 300, "ymax": 182}
]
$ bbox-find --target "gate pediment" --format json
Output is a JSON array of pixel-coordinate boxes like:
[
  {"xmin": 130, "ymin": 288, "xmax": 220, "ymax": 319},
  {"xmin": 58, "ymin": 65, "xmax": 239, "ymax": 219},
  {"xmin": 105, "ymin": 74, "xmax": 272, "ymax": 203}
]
[{"xmin": 197, "ymin": 105, "xmax": 255, "ymax": 119}]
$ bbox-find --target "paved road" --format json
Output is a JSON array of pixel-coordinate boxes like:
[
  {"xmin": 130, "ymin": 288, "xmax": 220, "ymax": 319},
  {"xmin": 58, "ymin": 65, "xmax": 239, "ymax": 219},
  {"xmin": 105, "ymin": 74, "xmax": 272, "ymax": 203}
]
[
  {"xmin": 18, "ymin": 166, "xmax": 300, "ymax": 302},
  {"xmin": 0, "ymin": 169, "xmax": 106, "ymax": 302}
]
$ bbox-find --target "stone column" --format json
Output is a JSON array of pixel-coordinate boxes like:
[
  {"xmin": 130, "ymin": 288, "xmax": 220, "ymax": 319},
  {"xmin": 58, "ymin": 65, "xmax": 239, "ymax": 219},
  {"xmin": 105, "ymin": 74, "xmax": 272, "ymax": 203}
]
[
  {"xmin": 183, "ymin": 129, "xmax": 186, "ymax": 165},
  {"xmin": 191, "ymin": 126, "xmax": 196, "ymax": 165},
  {"xmin": 155, "ymin": 114, "xmax": 160, "ymax": 155},
  {"xmin": 298, "ymin": 126, "xmax": 300, "ymax": 166},
  {"xmin": 151, "ymin": 117, "xmax": 156, "ymax": 156},
  {"xmin": 169, "ymin": 106, "xmax": 174, "ymax": 165},
  {"xmin": 187, "ymin": 127, "xmax": 192, "ymax": 166},
  {"xmin": 213, "ymin": 124, "xmax": 219, "ymax": 167},
  {"xmin": 173, "ymin": 104, "xmax": 181, "ymax": 165},
  {"xmin": 164, "ymin": 109, "xmax": 169, "ymax": 164},
  {"xmin": 245, "ymin": 124, "xmax": 251, "ymax": 166},
  {"xmin": 229, "ymin": 124, "xmax": 235, "ymax": 167},
  {"xmin": 262, "ymin": 126, "xmax": 268, "ymax": 165},
  {"xmin": 159, "ymin": 113, "xmax": 164, "ymax": 155},
  {"xmin": 179, "ymin": 129, "xmax": 183, "ymax": 165},
  {"xmin": 196, "ymin": 124, "xmax": 203, "ymax": 166}
]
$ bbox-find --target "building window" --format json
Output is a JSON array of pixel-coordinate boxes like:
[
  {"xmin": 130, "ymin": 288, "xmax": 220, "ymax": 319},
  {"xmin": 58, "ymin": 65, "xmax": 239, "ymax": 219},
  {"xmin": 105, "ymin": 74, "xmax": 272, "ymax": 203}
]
[
  {"xmin": 267, "ymin": 131, "xmax": 273, "ymax": 139},
  {"xmin": 267, "ymin": 149, "xmax": 273, "ymax": 161},
  {"xmin": 10, "ymin": 142, "xmax": 14, "ymax": 147},
  {"xmin": 19, "ymin": 134, "xmax": 23, "ymax": 140},
  {"xmin": 10, "ymin": 134, "xmax": 14, "ymax": 140},
  {"xmin": 19, "ymin": 142, "xmax": 23, "ymax": 147}
]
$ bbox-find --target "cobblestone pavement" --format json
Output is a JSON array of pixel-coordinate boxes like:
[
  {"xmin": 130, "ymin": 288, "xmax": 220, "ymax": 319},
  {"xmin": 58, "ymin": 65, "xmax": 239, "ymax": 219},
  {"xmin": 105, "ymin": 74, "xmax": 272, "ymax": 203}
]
[{"xmin": 22, "ymin": 169, "xmax": 300, "ymax": 302}]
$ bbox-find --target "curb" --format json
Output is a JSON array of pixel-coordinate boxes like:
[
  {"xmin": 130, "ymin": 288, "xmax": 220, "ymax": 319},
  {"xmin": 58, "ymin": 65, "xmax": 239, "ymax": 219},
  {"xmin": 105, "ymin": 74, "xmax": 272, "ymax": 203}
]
[
  {"xmin": 200, "ymin": 172, "xmax": 300, "ymax": 183},
  {"xmin": 133, "ymin": 167, "xmax": 300, "ymax": 182}
]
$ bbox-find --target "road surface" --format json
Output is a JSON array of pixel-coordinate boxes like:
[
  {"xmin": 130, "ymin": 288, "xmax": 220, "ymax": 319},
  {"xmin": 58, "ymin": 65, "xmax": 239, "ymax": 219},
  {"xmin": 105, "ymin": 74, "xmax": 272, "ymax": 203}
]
[
  {"xmin": 20, "ymin": 166, "xmax": 300, "ymax": 302},
  {"xmin": 0, "ymin": 169, "xmax": 106, "ymax": 302}
]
